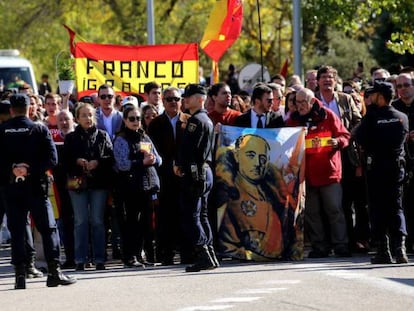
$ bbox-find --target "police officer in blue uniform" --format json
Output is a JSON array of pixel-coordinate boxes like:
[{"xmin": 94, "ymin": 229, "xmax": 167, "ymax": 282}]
[
  {"xmin": 174, "ymin": 84, "xmax": 219, "ymax": 272},
  {"xmin": 0, "ymin": 99, "xmax": 44, "ymax": 279},
  {"xmin": 355, "ymin": 82, "xmax": 409, "ymax": 264},
  {"xmin": 0, "ymin": 94, "xmax": 76, "ymax": 289}
]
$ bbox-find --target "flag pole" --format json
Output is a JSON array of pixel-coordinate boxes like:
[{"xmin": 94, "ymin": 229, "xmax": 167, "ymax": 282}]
[{"xmin": 256, "ymin": 0, "xmax": 264, "ymax": 82}]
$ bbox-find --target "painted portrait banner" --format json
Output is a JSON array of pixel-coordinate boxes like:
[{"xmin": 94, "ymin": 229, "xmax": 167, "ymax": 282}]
[
  {"xmin": 215, "ymin": 125, "xmax": 306, "ymax": 261},
  {"xmin": 74, "ymin": 42, "xmax": 199, "ymax": 98}
]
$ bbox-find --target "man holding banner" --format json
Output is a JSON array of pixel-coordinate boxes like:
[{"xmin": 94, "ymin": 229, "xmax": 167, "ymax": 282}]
[
  {"xmin": 235, "ymin": 84, "xmax": 284, "ymax": 128},
  {"xmin": 287, "ymin": 88, "xmax": 351, "ymax": 258}
]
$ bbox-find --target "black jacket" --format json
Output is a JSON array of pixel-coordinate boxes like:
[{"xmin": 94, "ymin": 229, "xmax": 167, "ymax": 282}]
[
  {"xmin": 0, "ymin": 116, "xmax": 57, "ymax": 188},
  {"xmin": 147, "ymin": 112, "xmax": 184, "ymax": 176},
  {"xmin": 114, "ymin": 127, "xmax": 161, "ymax": 193},
  {"xmin": 63, "ymin": 125, "xmax": 114, "ymax": 189},
  {"xmin": 234, "ymin": 109, "xmax": 285, "ymax": 128}
]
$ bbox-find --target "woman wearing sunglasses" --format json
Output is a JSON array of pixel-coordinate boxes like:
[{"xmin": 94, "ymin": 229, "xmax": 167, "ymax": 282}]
[{"xmin": 113, "ymin": 106, "xmax": 162, "ymax": 267}]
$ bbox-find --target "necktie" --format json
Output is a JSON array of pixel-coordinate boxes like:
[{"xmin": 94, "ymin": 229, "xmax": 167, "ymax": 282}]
[{"xmin": 257, "ymin": 114, "xmax": 263, "ymax": 128}]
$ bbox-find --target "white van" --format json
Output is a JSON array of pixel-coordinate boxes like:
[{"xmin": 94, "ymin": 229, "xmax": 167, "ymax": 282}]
[{"xmin": 0, "ymin": 49, "xmax": 38, "ymax": 94}]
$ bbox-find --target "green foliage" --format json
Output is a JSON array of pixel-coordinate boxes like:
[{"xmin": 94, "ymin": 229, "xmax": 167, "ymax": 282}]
[
  {"xmin": 0, "ymin": 0, "xmax": 413, "ymax": 90},
  {"xmin": 303, "ymin": 30, "xmax": 377, "ymax": 80},
  {"xmin": 57, "ymin": 54, "xmax": 75, "ymax": 80}
]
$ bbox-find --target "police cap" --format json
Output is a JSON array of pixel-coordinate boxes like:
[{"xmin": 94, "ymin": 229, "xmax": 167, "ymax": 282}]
[
  {"xmin": 365, "ymin": 81, "xmax": 394, "ymax": 99},
  {"xmin": 10, "ymin": 94, "xmax": 30, "ymax": 108},
  {"xmin": 182, "ymin": 84, "xmax": 207, "ymax": 98}
]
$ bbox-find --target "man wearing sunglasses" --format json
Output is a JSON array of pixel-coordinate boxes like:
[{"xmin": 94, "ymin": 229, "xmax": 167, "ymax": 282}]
[
  {"xmin": 96, "ymin": 84, "xmax": 123, "ymax": 141},
  {"xmin": 392, "ymin": 72, "xmax": 414, "ymax": 255},
  {"xmin": 147, "ymin": 87, "xmax": 189, "ymax": 265},
  {"xmin": 96, "ymin": 84, "xmax": 123, "ymax": 261},
  {"xmin": 234, "ymin": 83, "xmax": 284, "ymax": 128}
]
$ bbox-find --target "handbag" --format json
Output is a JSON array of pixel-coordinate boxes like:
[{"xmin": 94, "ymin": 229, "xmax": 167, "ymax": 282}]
[{"xmin": 67, "ymin": 175, "xmax": 87, "ymax": 191}]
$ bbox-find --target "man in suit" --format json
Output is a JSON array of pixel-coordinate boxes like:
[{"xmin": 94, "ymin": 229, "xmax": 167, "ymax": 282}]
[
  {"xmin": 235, "ymin": 84, "xmax": 284, "ymax": 128},
  {"xmin": 95, "ymin": 84, "xmax": 123, "ymax": 260},
  {"xmin": 96, "ymin": 84, "xmax": 123, "ymax": 140},
  {"xmin": 314, "ymin": 65, "xmax": 363, "ymax": 253},
  {"xmin": 147, "ymin": 87, "xmax": 189, "ymax": 265}
]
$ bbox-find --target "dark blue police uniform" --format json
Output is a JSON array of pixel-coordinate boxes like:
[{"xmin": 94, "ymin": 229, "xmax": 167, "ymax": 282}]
[
  {"xmin": 355, "ymin": 82, "xmax": 409, "ymax": 264},
  {"xmin": 176, "ymin": 84, "xmax": 218, "ymax": 272},
  {"xmin": 0, "ymin": 94, "xmax": 75, "ymax": 289}
]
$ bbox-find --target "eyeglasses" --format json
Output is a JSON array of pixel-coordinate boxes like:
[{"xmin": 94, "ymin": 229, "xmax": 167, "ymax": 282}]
[
  {"xmin": 266, "ymin": 98, "xmax": 274, "ymax": 103},
  {"xmin": 296, "ymin": 99, "xmax": 308, "ymax": 105},
  {"xmin": 396, "ymin": 83, "xmax": 413, "ymax": 89},
  {"xmin": 99, "ymin": 94, "xmax": 114, "ymax": 100},
  {"xmin": 127, "ymin": 116, "xmax": 141, "ymax": 122},
  {"xmin": 165, "ymin": 97, "xmax": 181, "ymax": 103},
  {"xmin": 343, "ymin": 89, "xmax": 355, "ymax": 94}
]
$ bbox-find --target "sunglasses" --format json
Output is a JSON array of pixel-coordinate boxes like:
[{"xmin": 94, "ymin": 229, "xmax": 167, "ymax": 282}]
[
  {"xmin": 396, "ymin": 83, "xmax": 412, "ymax": 89},
  {"xmin": 99, "ymin": 94, "xmax": 114, "ymax": 100},
  {"xmin": 267, "ymin": 98, "xmax": 274, "ymax": 103},
  {"xmin": 165, "ymin": 97, "xmax": 181, "ymax": 103},
  {"xmin": 127, "ymin": 116, "xmax": 141, "ymax": 122}
]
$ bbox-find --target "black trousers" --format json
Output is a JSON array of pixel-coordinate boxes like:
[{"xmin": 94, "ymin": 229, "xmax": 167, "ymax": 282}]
[
  {"xmin": 5, "ymin": 182, "xmax": 60, "ymax": 266},
  {"xmin": 367, "ymin": 167, "xmax": 407, "ymax": 242},
  {"xmin": 180, "ymin": 166, "xmax": 214, "ymax": 247}
]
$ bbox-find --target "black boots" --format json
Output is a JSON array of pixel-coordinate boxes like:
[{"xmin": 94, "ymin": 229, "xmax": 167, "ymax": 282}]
[
  {"xmin": 371, "ymin": 236, "xmax": 394, "ymax": 264},
  {"xmin": 395, "ymin": 236, "xmax": 409, "ymax": 264},
  {"xmin": 26, "ymin": 256, "xmax": 44, "ymax": 278},
  {"xmin": 14, "ymin": 265, "xmax": 26, "ymax": 289},
  {"xmin": 46, "ymin": 261, "xmax": 77, "ymax": 287},
  {"xmin": 185, "ymin": 245, "xmax": 216, "ymax": 272}
]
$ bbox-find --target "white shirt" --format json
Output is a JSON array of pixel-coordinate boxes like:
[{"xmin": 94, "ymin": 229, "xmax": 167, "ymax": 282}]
[
  {"xmin": 102, "ymin": 113, "xmax": 113, "ymax": 138},
  {"xmin": 320, "ymin": 93, "xmax": 341, "ymax": 117},
  {"xmin": 251, "ymin": 109, "xmax": 265, "ymax": 128}
]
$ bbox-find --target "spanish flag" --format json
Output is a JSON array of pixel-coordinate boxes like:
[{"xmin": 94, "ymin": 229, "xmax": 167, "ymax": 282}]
[
  {"xmin": 305, "ymin": 131, "xmax": 333, "ymax": 154},
  {"xmin": 200, "ymin": 0, "xmax": 243, "ymax": 62}
]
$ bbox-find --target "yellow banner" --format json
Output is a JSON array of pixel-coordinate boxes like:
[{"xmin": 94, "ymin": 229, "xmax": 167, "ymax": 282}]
[{"xmin": 76, "ymin": 58, "xmax": 198, "ymax": 96}]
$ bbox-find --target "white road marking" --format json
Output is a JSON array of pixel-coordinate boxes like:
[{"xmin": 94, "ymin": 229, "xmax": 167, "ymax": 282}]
[
  {"xmin": 235, "ymin": 287, "xmax": 288, "ymax": 294},
  {"xmin": 179, "ymin": 279, "xmax": 301, "ymax": 311},
  {"xmin": 212, "ymin": 297, "xmax": 261, "ymax": 303},
  {"xmin": 177, "ymin": 306, "xmax": 234, "ymax": 311},
  {"xmin": 263, "ymin": 279, "xmax": 302, "ymax": 285}
]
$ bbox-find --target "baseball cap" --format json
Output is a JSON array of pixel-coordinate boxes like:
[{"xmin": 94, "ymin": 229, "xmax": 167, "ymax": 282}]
[
  {"xmin": 365, "ymin": 81, "xmax": 394, "ymax": 99},
  {"xmin": 10, "ymin": 94, "xmax": 30, "ymax": 108},
  {"xmin": 182, "ymin": 84, "xmax": 207, "ymax": 98},
  {"xmin": 121, "ymin": 95, "xmax": 139, "ymax": 108}
]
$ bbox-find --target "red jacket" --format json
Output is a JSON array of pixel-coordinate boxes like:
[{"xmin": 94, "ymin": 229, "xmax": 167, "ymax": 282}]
[{"xmin": 286, "ymin": 100, "xmax": 350, "ymax": 187}]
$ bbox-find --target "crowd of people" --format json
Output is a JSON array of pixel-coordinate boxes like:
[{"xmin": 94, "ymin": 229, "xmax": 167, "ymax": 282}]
[{"xmin": 0, "ymin": 62, "xmax": 413, "ymax": 290}]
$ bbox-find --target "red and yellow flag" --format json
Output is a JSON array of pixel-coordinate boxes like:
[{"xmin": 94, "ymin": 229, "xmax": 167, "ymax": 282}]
[
  {"xmin": 200, "ymin": 0, "xmax": 243, "ymax": 62},
  {"xmin": 280, "ymin": 58, "xmax": 289, "ymax": 78},
  {"xmin": 305, "ymin": 131, "xmax": 333, "ymax": 154},
  {"xmin": 64, "ymin": 26, "xmax": 198, "ymax": 98}
]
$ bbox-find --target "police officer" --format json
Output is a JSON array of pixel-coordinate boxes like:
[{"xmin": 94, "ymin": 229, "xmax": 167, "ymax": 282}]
[
  {"xmin": 0, "ymin": 99, "xmax": 43, "ymax": 279},
  {"xmin": 0, "ymin": 94, "xmax": 76, "ymax": 289},
  {"xmin": 355, "ymin": 81, "xmax": 409, "ymax": 264},
  {"xmin": 173, "ymin": 84, "xmax": 219, "ymax": 272}
]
